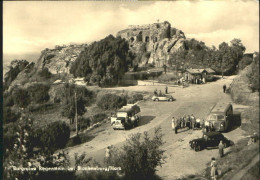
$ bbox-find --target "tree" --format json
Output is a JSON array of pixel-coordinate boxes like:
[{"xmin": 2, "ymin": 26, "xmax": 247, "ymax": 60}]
[
  {"xmin": 4, "ymin": 60, "xmax": 29, "ymax": 88},
  {"xmin": 70, "ymin": 35, "xmax": 135, "ymax": 86}
]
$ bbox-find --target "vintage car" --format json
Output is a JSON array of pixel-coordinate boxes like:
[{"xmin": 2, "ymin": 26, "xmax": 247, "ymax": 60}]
[
  {"xmin": 189, "ymin": 132, "xmax": 233, "ymax": 151},
  {"xmin": 152, "ymin": 94, "xmax": 175, "ymax": 102}
]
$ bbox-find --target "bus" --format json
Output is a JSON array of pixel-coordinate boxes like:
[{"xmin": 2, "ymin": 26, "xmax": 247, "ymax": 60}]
[
  {"xmin": 206, "ymin": 103, "xmax": 233, "ymax": 132},
  {"xmin": 111, "ymin": 104, "xmax": 141, "ymax": 130}
]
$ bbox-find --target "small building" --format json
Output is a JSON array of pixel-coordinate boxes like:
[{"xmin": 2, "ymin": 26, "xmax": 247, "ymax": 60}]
[{"xmin": 184, "ymin": 68, "xmax": 215, "ymax": 84}]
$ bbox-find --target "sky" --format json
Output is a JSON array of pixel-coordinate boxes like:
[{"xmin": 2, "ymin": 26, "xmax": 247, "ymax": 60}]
[{"xmin": 3, "ymin": 0, "xmax": 259, "ymax": 63}]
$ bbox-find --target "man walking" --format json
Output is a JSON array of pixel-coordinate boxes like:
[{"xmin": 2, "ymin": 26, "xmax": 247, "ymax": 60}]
[
  {"xmin": 219, "ymin": 140, "xmax": 225, "ymax": 158},
  {"xmin": 223, "ymin": 84, "xmax": 227, "ymax": 93}
]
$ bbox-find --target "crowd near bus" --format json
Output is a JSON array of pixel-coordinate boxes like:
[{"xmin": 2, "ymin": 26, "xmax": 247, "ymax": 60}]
[{"xmin": 171, "ymin": 102, "xmax": 233, "ymax": 134}]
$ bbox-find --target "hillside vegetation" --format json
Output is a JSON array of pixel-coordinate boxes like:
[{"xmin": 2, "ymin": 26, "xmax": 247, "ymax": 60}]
[
  {"xmin": 169, "ymin": 38, "xmax": 246, "ymax": 75},
  {"xmin": 70, "ymin": 35, "xmax": 136, "ymax": 86}
]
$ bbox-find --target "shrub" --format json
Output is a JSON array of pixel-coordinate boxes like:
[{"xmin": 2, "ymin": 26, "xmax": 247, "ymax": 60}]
[
  {"xmin": 11, "ymin": 88, "xmax": 30, "ymax": 108},
  {"xmin": 246, "ymin": 57, "xmax": 259, "ymax": 92},
  {"xmin": 133, "ymin": 93, "xmax": 143, "ymax": 102},
  {"xmin": 35, "ymin": 121, "xmax": 70, "ymax": 153},
  {"xmin": 4, "ymin": 95, "xmax": 14, "ymax": 107},
  {"xmin": 3, "ymin": 123, "xmax": 20, "ymax": 154},
  {"xmin": 97, "ymin": 93, "xmax": 127, "ymax": 110},
  {"xmin": 79, "ymin": 117, "xmax": 91, "ymax": 130},
  {"xmin": 157, "ymin": 74, "xmax": 178, "ymax": 82},
  {"xmin": 27, "ymin": 83, "xmax": 51, "ymax": 103},
  {"xmin": 107, "ymin": 127, "xmax": 165, "ymax": 180},
  {"xmin": 92, "ymin": 113, "xmax": 107, "ymax": 124},
  {"xmin": 38, "ymin": 67, "xmax": 52, "ymax": 79},
  {"xmin": 3, "ymin": 107, "xmax": 20, "ymax": 124}
]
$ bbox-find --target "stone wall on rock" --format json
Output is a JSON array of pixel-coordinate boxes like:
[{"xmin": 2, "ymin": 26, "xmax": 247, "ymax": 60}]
[{"xmin": 117, "ymin": 21, "xmax": 186, "ymax": 67}]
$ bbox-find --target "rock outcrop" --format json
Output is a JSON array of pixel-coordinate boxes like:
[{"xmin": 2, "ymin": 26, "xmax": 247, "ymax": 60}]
[
  {"xmin": 117, "ymin": 21, "xmax": 186, "ymax": 67},
  {"xmin": 36, "ymin": 44, "xmax": 87, "ymax": 74}
]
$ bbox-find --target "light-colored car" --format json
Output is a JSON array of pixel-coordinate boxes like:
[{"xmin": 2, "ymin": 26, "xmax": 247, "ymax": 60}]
[{"xmin": 152, "ymin": 95, "xmax": 175, "ymax": 102}]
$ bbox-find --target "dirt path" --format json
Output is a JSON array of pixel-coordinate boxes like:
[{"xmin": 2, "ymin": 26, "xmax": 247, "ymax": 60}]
[
  {"xmin": 230, "ymin": 154, "xmax": 259, "ymax": 180},
  {"xmin": 64, "ymin": 76, "xmax": 248, "ymax": 179}
]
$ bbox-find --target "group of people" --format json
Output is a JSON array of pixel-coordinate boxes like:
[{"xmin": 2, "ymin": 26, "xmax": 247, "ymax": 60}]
[
  {"xmin": 172, "ymin": 115, "xmax": 218, "ymax": 134},
  {"xmin": 154, "ymin": 86, "xmax": 168, "ymax": 96},
  {"xmin": 172, "ymin": 114, "xmax": 203, "ymax": 134}
]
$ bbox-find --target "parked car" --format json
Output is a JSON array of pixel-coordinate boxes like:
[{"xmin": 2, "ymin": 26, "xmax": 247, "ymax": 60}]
[
  {"xmin": 152, "ymin": 94, "xmax": 175, "ymax": 102},
  {"xmin": 189, "ymin": 131, "xmax": 233, "ymax": 151}
]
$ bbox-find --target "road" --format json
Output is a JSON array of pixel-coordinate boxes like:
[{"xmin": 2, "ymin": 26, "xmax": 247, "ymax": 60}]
[{"xmin": 65, "ymin": 76, "xmax": 248, "ymax": 179}]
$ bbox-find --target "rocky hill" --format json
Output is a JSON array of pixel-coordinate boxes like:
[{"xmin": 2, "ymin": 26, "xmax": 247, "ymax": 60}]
[
  {"xmin": 36, "ymin": 44, "xmax": 88, "ymax": 74},
  {"xmin": 5, "ymin": 20, "xmax": 248, "ymax": 89},
  {"xmin": 117, "ymin": 21, "xmax": 186, "ymax": 66}
]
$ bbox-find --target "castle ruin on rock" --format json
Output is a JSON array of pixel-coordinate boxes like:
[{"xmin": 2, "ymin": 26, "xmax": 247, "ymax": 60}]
[{"xmin": 117, "ymin": 21, "xmax": 186, "ymax": 67}]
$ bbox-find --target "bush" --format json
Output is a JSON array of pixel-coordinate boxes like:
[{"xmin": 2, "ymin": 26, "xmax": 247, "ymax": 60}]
[
  {"xmin": 157, "ymin": 74, "xmax": 178, "ymax": 82},
  {"xmin": 128, "ymin": 93, "xmax": 143, "ymax": 104},
  {"xmin": 38, "ymin": 67, "xmax": 52, "ymax": 79},
  {"xmin": 79, "ymin": 117, "xmax": 91, "ymax": 130},
  {"xmin": 3, "ymin": 107, "xmax": 20, "ymax": 124},
  {"xmin": 27, "ymin": 83, "xmax": 51, "ymax": 104},
  {"xmin": 92, "ymin": 113, "xmax": 107, "ymax": 124},
  {"xmin": 246, "ymin": 57, "xmax": 259, "ymax": 92},
  {"xmin": 133, "ymin": 93, "xmax": 143, "ymax": 102},
  {"xmin": 107, "ymin": 127, "xmax": 165, "ymax": 180},
  {"xmin": 11, "ymin": 88, "xmax": 30, "ymax": 108},
  {"xmin": 3, "ymin": 123, "xmax": 20, "ymax": 154},
  {"xmin": 35, "ymin": 121, "xmax": 70, "ymax": 153},
  {"xmin": 238, "ymin": 56, "xmax": 253, "ymax": 70},
  {"xmin": 97, "ymin": 93, "xmax": 127, "ymax": 110},
  {"xmin": 4, "ymin": 95, "xmax": 14, "ymax": 107}
]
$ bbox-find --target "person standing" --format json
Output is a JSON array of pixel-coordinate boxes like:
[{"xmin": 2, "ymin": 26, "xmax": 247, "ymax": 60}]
[
  {"xmin": 175, "ymin": 118, "xmax": 179, "ymax": 134},
  {"xmin": 210, "ymin": 157, "xmax": 217, "ymax": 180},
  {"xmin": 190, "ymin": 114, "xmax": 195, "ymax": 129},
  {"xmin": 219, "ymin": 140, "xmax": 225, "ymax": 158},
  {"xmin": 165, "ymin": 86, "xmax": 168, "ymax": 94},
  {"xmin": 172, "ymin": 117, "xmax": 176, "ymax": 133},
  {"xmin": 159, "ymin": 90, "xmax": 162, "ymax": 96},
  {"xmin": 154, "ymin": 89, "xmax": 158, "ymax": 96},
  {"xmin": 223, "ymin": 84, "xmax": 227, "ymax": 93}
]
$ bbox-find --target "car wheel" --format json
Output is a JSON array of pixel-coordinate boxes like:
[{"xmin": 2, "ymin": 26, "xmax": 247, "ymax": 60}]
[
  {"xmin": 195, "ymin": 145, "xmax": 201, "ymax": 152},
  {"xmin": 169, "ymin": 98, "xmax": 173, "ymax": 102},
  {"xmin": 155, "ymin": 98, "xmax": 159, "ymax": 101}
]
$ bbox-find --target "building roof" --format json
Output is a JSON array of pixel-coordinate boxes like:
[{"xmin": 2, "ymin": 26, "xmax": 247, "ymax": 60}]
[
  {"xmin": 186, "ymin": 68, "xmax": 215, "ymax": 74},
  {"xmin": 204, "ymin": 68, "xmax": 215, "ymax": 74},
  {"xmin": 186, "ymin": 68, "xmax": 205, "ymax": 74}
]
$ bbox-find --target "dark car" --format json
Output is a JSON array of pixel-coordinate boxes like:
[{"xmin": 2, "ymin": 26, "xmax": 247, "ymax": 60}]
[{"xmin": 189, "ymin": 132, "xmax": 233, "ymax": 152}]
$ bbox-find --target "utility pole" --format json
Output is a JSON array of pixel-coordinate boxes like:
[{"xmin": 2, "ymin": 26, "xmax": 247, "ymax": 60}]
[{"xmin": 75, "ymin": 91, "xmax": 78, "ymax": 136}]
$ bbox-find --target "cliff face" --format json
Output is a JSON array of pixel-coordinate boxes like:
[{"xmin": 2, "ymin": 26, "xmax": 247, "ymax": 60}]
[
  {"xmin": 117, "ymin": 21, "xmax": 186, "ymax": 67},
  {"xmin": 36, "ymin": 44, "xmax": 87, "ymax": 74}
]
